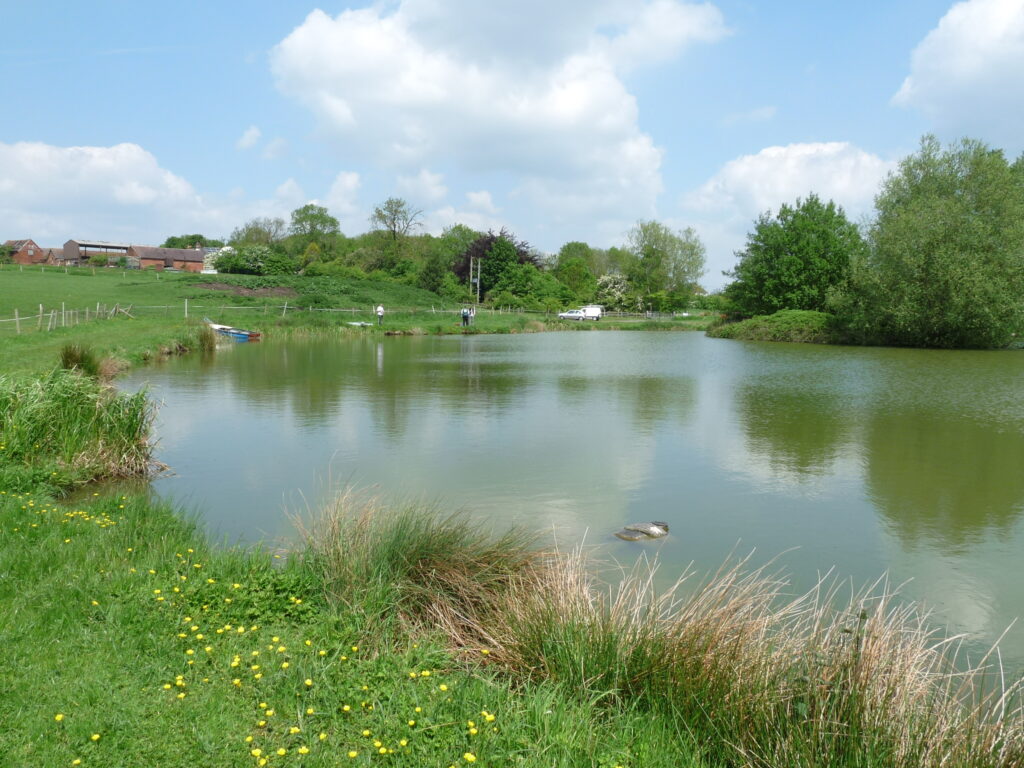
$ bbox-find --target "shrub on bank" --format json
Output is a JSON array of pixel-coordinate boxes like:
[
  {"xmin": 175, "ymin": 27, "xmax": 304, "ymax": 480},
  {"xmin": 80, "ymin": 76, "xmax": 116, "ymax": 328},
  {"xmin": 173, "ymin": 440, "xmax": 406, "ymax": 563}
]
[{"xmin": 707, "ymin": 309, "xmax": 840, "ymax": 344}]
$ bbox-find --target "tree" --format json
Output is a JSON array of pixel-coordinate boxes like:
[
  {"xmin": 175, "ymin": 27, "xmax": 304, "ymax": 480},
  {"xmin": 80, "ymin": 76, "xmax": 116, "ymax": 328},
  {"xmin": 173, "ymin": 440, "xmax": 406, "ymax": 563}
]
[
  {"xmin": 453, "ymin": 228, "xmax": 539, "ymax": 297},
  {"xmin": 553, "ymin": 256, "xmax": 596, "ymax": 300},
  {"xmin": 724, "ymin": 193, "xmax": 865, "ymax": 317},
  {"xmin": 289, "ymin": 204, "xmax": 340, "ymax": 240},
  {"xmin": 370, "ymin": 197, "xmax": 422, "ymax": 241},
  {"xmin": 161, "ymin": 234, "xmax": 224, "ymax": 249},
  {"xmin": 229, "ymin": 217, "xmax": 286, "ymax": 246},
  {"xmin": 835, "ymin": 136, "xmax": 1024, "ymax": 348},
  {"xmin": 625, "ymin": 221, "xmax": 706, "ymax": 295}
]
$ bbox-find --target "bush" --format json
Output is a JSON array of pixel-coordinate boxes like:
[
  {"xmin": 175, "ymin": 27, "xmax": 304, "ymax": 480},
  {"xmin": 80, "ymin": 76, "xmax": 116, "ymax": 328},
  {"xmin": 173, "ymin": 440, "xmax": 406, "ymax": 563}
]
[{"xmin": 706, "ymin": 309, "xmax": 839, "ymax": 343}]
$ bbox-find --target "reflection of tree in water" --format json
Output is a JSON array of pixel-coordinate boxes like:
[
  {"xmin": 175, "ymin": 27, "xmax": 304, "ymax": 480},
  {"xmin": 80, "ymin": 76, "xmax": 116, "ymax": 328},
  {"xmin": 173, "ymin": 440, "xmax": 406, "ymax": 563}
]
[
  {"xmin": 866, "ymin": 412, "xmax": 1024, "ymax": 551},
  {"xmin": 203, "ymin": 338, "xmax": 529, "ymax": 435},
  {"xmin": 735, "ymin": 384, "xmax": 851, "ymax": 478},
  {"xmin": 556, "ymin": 375, "xmax": 696, "ymax": 433}
]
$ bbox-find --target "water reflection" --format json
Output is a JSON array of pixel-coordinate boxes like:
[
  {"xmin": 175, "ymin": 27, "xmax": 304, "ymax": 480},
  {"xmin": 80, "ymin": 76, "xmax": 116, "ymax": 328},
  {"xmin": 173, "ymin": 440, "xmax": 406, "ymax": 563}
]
[
  {"xmin": 866, "ymin": 412, "xmax": 1024, "ymax": 551},
  {"xmin": 122, "ymin": 333, "xmax": 1024, "ymax": 670},
  {"xmin": 735, "ymin": 383, "xmax": 852, "ymax": 479}
]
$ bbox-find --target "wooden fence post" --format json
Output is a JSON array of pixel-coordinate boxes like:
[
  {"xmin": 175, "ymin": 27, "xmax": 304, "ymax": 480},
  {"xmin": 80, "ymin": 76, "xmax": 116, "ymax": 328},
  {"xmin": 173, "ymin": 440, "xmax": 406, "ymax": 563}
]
[
  {"xmin": 282, "ymin": 302, "xmax": 288, "ymax": 317},
  {"xmin": 14, "ymin": 309, "xmax": 19, "ymax": 334},
  {"xmin": 185, "ymin": 298, "xmax": 189, "ymax": 319},
  {"xmin": 38, "ymin": 305, "xmax": 43, "ymax": 330}
]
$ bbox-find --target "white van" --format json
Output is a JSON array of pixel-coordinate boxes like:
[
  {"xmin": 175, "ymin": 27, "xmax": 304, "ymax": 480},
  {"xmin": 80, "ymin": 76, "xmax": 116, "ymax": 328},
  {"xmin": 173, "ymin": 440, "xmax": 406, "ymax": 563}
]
[{"xmin": 558, "ymin": 305, "xmax": 603, "ymax": 321}]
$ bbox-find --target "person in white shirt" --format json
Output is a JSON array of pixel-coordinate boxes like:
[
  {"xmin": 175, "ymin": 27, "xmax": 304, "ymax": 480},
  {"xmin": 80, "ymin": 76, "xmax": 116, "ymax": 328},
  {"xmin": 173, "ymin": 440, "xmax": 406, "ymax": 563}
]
[{"xmin": 376, "ymin": 304, "xmax": 384, "ymax": 325}]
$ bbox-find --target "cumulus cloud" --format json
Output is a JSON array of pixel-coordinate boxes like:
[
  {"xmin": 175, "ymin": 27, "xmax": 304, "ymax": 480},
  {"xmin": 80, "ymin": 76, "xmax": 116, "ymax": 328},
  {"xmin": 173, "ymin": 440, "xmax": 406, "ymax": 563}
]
[
  {"xmin": 893, "ymin": 0, "xmax": 1024, "ymax": 152},
  {"xmin": 0, "ymin": 141, "xmax": 312, "ymax": 245},
  {"xmin": 269, "ymin": 1, "xmax": 728, "ymax": 246},
  {"xmin": 426, "ymin": 190, "xmax": 505, "ymax": 234},
  {"xmin": 324, "ymin": 171, "xmax": 364, "ymax": 233},
  {"xmin": 236, "ymin": 125, "xmax": 261, "ymax": 150},
  {"xmin": 683, "ymin": 142, "xmax": 894, "ymax": 288},
  {"xmin": 396, "ymin": 169, "xmax": 448, "ymax": 205}
]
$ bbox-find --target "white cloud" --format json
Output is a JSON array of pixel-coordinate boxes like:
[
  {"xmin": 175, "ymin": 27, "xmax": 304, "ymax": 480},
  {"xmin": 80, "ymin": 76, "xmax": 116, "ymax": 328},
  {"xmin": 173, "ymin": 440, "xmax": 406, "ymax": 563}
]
[
  {"xmin": 269, "ymin": 2, "xmax": 727, "ymax": 247},
  {"xmin": 236, "ymin": 125, "xmax": 261, "ymax": 150},
  {"xmin": 683, "ymin": 142, "xmax": 894, "ymax": 289},
  {"xmin": 893, "ymin": 0, "xmax": 1024, "ymax": 152},
  {"xmin": 261, "ymin": 137, "xmax": 289, "ymax": 160},
  {"xmin": 324, "ymin": 171, "xmax": 364, "ymax": 233},
  {"xmin": 396, "ymin": 169, "xmax": 448, "ymax": 205},
  {"xmin": 0, "ymin": 140, "xmax": 314, "ymax": 245},
  {"xmin": 427, "ymin": 190, "xmax": 505, "ymax": 234}
]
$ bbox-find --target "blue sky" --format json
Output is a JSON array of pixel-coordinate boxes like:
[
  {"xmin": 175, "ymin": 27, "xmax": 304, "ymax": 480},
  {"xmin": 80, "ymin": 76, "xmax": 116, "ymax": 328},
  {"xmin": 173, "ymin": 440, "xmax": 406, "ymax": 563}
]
[{"xmin": 3, "ymin": 0, "xmax": 1023, "ymax": 288}]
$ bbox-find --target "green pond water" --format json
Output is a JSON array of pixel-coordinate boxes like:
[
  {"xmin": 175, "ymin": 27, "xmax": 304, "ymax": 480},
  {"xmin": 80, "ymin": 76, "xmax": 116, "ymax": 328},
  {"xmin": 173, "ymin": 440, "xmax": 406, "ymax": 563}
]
[{"xmin": 122, "ymin": 331, "xmax": 1024, "ymax": 672}]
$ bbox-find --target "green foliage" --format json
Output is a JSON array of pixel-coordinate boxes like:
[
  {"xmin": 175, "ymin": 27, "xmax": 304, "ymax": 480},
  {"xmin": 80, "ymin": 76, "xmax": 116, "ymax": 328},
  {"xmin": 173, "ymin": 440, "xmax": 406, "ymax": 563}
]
[
  {"xmin": 706, "ymin": 309, "xmax": 839, "ymax": 344},
  {"xmin": 625, "ymin": 220, "xmax": 706, "ymax": 296},
  {"xmin": 725, "ymin": 194, "xmax": 865, "ymax": 317},
  {"xmin": 594, "ymin": 274, "xmax": 633, "ymax": 311},
  {"xmin": 214, "ymin": 245, "xmax": 296, "ymax": 276},
  {"xmin": 553, "ymin": 255, "xmax": 596, "ymax": 301},
  {"xmin": 289, "ymin": 203, "xmax": 340, "ymax": 240},
  {"xmin": 88, "ymin": 254, "xmax": 109, "ymax": 267},
  {"xmin": 161, "ymin": 234, "xmax": 224, "ymax": 249},
  {"xmin": 229, "ymin": 216, "xmax": 286, "ymax": 246},
  {"xmin": 834, "ymin": 136, "xmax": 1024, "ymax": 348}
]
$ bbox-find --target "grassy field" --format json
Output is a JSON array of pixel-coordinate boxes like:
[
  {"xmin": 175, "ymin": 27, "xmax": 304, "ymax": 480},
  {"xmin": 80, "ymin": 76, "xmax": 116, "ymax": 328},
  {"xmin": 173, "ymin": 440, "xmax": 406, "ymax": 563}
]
[{"xmin": 0, "ymin": 265, "xmax": 712, "ymax": 374}]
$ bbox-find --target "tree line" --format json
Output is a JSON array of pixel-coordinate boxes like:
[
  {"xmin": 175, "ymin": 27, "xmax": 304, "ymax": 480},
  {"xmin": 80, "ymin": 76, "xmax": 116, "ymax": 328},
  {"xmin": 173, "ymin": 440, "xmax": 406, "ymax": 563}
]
[
  {"xmin": 721, "ymin": 135, "xmax": 1024, "ymax": 349},
  {"xmin": 161, "ymin": 199, "xmax": 708, "ymax": 314}
]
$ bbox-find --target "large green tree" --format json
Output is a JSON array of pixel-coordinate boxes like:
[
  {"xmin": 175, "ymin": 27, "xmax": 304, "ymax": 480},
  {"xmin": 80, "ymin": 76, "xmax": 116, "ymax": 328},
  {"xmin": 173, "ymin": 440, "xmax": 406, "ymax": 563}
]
[
  {"xmin": 289, "ymin": 204, "xmax": 340, "ymax": 240},
  {"xmin": 836, "ymin": 136, "xmax": 1024, "ymax": 348},
  {"xmin": 724, "ymin": 193, "xmax": 865, "ymax": 317},
  {"xmin": 229, "ymin": 217, "xmax": 286, "ymax": 246},
  {"xmin": 624, "ymin": 221, "xmax": 706, "ymax": 295}
]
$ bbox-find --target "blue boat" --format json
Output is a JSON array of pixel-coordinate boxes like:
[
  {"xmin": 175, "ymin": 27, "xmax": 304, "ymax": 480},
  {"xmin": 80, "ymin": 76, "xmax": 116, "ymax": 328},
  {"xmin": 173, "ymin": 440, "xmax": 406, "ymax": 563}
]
[{"xmin": 205, "ymin": 318, "xmax": 262, "ymax": 342}]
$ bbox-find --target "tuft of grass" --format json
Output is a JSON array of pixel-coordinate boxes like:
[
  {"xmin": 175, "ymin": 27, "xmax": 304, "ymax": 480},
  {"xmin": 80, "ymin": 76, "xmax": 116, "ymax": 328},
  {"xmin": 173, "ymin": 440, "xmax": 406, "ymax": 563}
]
[
  {"xmin": 59, "ymin": 343, "xmax": 100, "ymax": 377},
  {"xmin": 296, "ymin": 491, "xmax": 542, "ymax": 638},
  {"xmin": 0, "ymin": 370, "xmax": 155, "ymax": 488}
]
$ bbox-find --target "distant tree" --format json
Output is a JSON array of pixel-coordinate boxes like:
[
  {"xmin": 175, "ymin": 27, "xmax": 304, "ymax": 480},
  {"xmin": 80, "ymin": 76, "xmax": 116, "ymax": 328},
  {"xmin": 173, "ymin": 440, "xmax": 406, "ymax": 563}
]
[
  {"xmin": 88, "ymin": 254, "xmax": 109, "ymax": 267},
  {"xmin": 370, "ymin": 197, "xmax": 422, "ymax": 241},
  {"xmin": 556, "ymin": 241, "xmax": 596, "ymax": 273},
  {"xmin": 625, "ymin": 221, "xmax": 706, "ymax": 295},
  {"xmin": 453, "ymin": 228, "xmax": 539, "ymax": 297},
  {"xmin": 161, "ymin": 234, "xmax": 224, "ymax": 249},
  {"xmin": 834, "ymin": 135, "xmax": 1024, "ymax": 348},
  {"xmin": 289, "ymin": 204, "xmax": 340, "ymax": 240},
  {"xmin": 553, "ymin": 255, "xmax": 596, "ymax": 300},
  {"xmin": 229, "ymin": 217, "xmax": 287, "ymax": 246},
  {"xmin": 0, "ymin": 244, "xmax": 14, "ymax": 263},
  {"xmin": 594, "ymin": 274, "xmax": 632, "ymax": 310},
  {"xmin": 724, "ymin": 193, "xmax": 865, "ymax": 317}
]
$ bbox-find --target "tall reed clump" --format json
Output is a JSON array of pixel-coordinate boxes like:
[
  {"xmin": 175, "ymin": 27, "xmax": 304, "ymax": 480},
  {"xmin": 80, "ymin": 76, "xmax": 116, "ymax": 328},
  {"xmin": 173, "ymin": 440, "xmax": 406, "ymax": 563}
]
[
  {"xmin": 300, "ymin": 496, "xmax": 1024, "ymax": 767},
  {"xmin": 296, "ymin": 491, "xmax": 543, "ymax": 637},
  {"xmin": 197, "ymin": 323, "xmax": 217, "ymax": 354},
  {"xmin": 59, "ymin": 343, "xmax": 101, "ymax": 377},
  {"xmin": 483, "ymin": 555, "xmax": 1024, "ymax": 768},
  {"xmin": 0, "ymin": 370, "xmax": 154, "ymax": 486}
]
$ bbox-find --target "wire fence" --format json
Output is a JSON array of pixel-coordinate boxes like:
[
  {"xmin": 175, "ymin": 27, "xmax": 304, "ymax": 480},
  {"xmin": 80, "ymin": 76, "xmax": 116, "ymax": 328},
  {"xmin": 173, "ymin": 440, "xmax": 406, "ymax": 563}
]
[{"xmin": 0, "ymin": 301, "xmax": 698, "ymax": 336}]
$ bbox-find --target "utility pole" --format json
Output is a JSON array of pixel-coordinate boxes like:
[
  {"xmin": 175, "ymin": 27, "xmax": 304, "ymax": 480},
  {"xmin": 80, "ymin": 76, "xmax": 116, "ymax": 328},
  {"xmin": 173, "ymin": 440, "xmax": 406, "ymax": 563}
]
[{"xmin": 476, "ymin": 258, "xmax": 481, "ymax": 304}]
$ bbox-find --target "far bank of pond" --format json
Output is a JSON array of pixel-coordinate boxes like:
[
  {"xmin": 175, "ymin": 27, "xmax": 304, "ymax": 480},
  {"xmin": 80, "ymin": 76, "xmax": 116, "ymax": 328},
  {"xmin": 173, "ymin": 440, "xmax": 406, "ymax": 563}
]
[{"xmin": 123, "ymin": 330, "xmax": 1024, "ymax": 675}]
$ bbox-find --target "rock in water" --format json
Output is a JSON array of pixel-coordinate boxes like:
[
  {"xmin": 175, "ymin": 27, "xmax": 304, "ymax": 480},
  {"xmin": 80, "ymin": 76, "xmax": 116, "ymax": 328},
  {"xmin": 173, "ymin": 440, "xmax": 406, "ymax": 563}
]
[{"xmin": 614, "ymin": 521, "xmax": 669, "ymax": 540}]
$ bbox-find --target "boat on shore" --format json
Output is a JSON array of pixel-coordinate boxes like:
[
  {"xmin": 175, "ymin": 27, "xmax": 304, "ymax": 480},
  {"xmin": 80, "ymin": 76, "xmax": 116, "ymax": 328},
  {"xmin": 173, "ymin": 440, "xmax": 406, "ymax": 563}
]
[{"xmin": 204, "ymin": 318, "xmax": 262, "ymax": 342}]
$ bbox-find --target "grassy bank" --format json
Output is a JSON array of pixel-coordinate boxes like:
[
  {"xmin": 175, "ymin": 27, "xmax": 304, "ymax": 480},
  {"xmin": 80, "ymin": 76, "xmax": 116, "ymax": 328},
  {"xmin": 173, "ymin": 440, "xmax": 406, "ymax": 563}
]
[
  {"xmin": 0, "ymin": 265, "xmax": 711, "ymax": 374},
  {"xmin": 706, "ymin": 309, "xmax": 840, "ymax": 344}
]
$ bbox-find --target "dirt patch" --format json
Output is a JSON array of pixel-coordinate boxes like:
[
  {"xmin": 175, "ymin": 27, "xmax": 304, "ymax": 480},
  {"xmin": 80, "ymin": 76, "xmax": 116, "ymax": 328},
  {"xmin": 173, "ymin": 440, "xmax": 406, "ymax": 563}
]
[{"xmin": 201, "ymin": 282, "xmax": 298, "ymax": 298}]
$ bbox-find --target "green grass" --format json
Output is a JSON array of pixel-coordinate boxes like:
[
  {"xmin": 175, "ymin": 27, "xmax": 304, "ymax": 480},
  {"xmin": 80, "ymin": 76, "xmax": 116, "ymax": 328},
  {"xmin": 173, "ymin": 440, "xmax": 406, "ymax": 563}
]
[
  {"xmin": 0, "ymin": 370, "xmax": 153, "ymax": 491},
  {"xmin": 0, "ymin": 489, "xmax": 707, "ymax": 768},
  {"xmin": 706, "ymin": 309, "xmax": 840, "ymax": 343},
  {"xmin": 0, "ymin": 265, "xmax": 710, "ymax": 374}
]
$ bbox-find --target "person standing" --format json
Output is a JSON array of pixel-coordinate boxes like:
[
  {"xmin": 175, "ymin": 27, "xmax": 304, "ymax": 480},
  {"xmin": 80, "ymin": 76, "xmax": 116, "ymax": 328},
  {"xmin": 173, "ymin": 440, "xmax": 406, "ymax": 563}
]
[
  {"xmin": 461, "ymin": 306, "xmax": 470, "ymax": 327},
  {"xmin": 376, "ymin": 304, "xmax": 385, "ymax": 326},
  {"xmin": 469, "ymin": 305, "xmax": 476, "ymax": 325}
]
